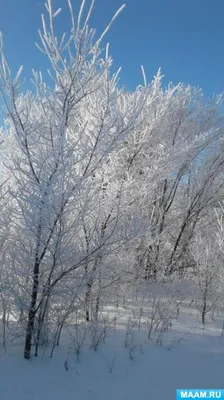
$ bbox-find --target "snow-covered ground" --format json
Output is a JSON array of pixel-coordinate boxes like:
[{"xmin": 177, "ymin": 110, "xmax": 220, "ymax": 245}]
[{"xmin": 1, "ymin": 303, "xmax": 224, "ymax": 400}]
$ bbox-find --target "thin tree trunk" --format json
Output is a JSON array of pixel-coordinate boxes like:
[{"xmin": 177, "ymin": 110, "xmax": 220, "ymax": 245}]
[
  {"xmin": 202, "ymin": 294, "xmax": 207, "ymax": 325},
  {"xmin": 85, "ymin": 283, "xmax": 91, "ymax": 322},
  {"xmin": 35, "ymin": 294, "xmax": 49, "ymax": 357},
  {"xmin": 24, "ymin": 260, "xmax": 40, "ymax": 359},
  {"xmin": 95, "ymin": 282, "xmax": 101, "ymax": 320},
  {"xmin": 56, "ymin": 323, "xmax": 64, "ymax": 346}
]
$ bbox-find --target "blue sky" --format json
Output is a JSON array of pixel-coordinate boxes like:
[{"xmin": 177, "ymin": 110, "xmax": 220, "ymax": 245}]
[{"xmin": 0, "ymin": 0, "xmax": 224, "ymax": 97}]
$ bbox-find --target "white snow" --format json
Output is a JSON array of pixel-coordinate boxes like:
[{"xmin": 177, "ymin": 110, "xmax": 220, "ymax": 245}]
[{"xmin": 0, "ymin": 304, "xmax": 224, "ymax": 400}]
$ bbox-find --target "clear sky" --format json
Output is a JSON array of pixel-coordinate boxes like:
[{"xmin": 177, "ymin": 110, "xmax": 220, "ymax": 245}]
[{"xmin": 0, "ymin": 0, "xmax": 224, "ymax": 97}]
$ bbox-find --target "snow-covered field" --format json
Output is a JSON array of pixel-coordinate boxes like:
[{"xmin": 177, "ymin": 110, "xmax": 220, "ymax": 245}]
[{"xmin": 1, "ymin": 303, "xmax": 224, "ymax": 400}]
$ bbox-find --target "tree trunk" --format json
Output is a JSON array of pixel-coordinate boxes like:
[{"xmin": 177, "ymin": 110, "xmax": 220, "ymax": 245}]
[
  {"xmin": 202, "ymin": 295, "xmax": 207, "ymax": 325},
  {"xmin": 95, "ymin": 283, "xmax": 101, "ymax": 320},
  {"xmin": 35, "ymin": 294, "xmax": 49, "ymax": 357},
  {"xmin": 24, "ymin": 260, "xmax": 40, "ymax": 359},
  {"xmin": 56, "ymin": 323, "xmax": 64, "ymax": 346},
  {"xmin": 85, "ymin": 283, "xmax": 91, "ymax": 322}
]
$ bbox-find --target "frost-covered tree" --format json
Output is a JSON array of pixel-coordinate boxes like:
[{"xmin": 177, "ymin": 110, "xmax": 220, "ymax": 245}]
[
  {"xmin": 0, "ymin": 0, "xmax": 223, "ymax": 361},
  {"xmin": 0, "ymin": 0, "xmax": 149, "ymax": 359}
]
